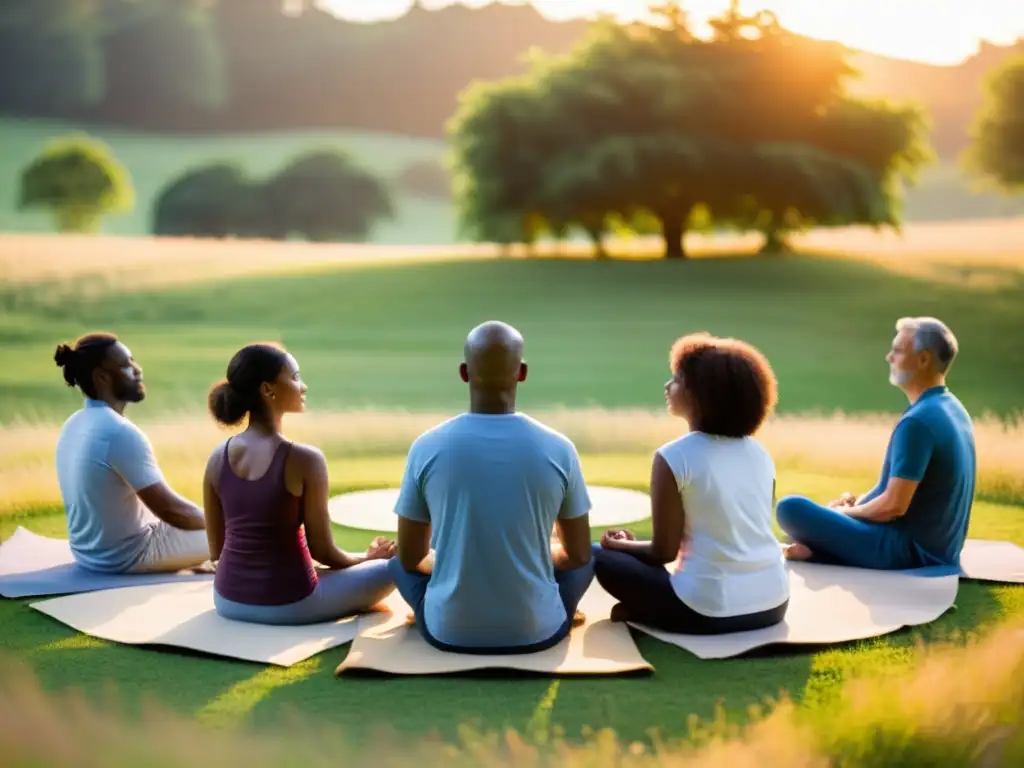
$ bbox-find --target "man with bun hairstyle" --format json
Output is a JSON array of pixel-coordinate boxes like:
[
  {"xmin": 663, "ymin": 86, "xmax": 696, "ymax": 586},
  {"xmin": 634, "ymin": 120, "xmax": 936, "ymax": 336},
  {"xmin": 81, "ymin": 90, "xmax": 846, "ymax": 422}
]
[{"xmin": 53, "ymin": 332, "xmax": 210, "ymax": 574}]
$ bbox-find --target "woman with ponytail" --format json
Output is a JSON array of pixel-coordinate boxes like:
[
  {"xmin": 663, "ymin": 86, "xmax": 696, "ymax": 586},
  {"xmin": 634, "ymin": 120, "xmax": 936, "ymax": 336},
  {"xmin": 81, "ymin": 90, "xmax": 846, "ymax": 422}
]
[{"xmin": 202, "ymin": 342, "xmax": 396, "ymax": 625}]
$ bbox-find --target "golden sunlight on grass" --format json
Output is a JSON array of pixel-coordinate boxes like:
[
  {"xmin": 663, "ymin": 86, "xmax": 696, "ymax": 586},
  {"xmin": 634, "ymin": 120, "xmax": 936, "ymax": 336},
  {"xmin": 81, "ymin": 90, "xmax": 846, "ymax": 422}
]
[
  {"xmin": 2, "ymin": 216, "xmax": 1021, "ymax": 292},
  {"xmin": 2, "ymin": 408, "xmax": 1021, "ymax": 514},
  {"xmin": 0, "ymin": 616, "xmax": 1021, "ymax": 766}
]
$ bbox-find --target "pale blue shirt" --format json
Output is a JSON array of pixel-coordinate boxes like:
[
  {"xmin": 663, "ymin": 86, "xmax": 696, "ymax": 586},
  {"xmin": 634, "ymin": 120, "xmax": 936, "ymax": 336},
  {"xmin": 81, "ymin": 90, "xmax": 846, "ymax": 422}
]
[
  {"xmin": 55, "ymin": 399, "xmax": 164, "ymax": 572},
  {"xmin": 394, "ymin": 412, "xmax": 591, "ymax": 648}
]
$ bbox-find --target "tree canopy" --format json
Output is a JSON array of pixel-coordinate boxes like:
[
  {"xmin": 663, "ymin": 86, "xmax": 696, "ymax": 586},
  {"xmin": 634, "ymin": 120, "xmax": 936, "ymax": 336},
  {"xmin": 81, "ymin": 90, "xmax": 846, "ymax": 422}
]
[
  {"xmin": 259, "ymin": 149, "xmax": 396, "ymax": 242},
  {"xmin": 447, "ymin": 2, "xmax": 933, "ymax": 258},
  {"xmin": 18, "ymin": 133, "xmax": 134, "ymax": 233},
  {"xmin": 963, "ymin": 55, "xmax": 1024, "ymax": 193},
  {"xmin": 150, "ymin": 150, "xmax": 395, "ymax": 242}
]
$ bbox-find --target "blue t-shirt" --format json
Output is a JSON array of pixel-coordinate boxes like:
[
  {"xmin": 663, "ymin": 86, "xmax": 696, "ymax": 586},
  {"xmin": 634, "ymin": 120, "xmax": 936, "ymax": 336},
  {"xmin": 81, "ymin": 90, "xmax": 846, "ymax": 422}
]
[
  {"xmin": 872, "ymin": 386, "xmax": 976, "ymax": 566},
  {"xmin": 394, "ymin": 412, "xmax": 591, "ymax": 648}
]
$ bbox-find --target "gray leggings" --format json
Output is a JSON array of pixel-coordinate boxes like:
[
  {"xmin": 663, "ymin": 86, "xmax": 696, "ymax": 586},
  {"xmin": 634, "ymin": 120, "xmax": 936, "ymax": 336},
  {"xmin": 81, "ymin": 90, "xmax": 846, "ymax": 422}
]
[{"xmin": 213, "ymin": 560, "xmax": 395, "ymax": 625}]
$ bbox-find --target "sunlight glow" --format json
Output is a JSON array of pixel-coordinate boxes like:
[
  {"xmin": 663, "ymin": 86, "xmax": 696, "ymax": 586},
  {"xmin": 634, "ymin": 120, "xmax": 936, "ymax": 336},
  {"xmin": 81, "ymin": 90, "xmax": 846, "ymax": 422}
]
[{"xmin": 321, "ymin": 0, "xmax": 1024, "ymax": 65}]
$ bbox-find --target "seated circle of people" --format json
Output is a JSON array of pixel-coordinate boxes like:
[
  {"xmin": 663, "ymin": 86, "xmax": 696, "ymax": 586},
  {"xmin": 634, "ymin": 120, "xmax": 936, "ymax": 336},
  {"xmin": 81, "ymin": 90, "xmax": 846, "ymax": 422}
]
[
  {"xmin": 53, "ymin": 332, "xmax": 212, "ymax": 575},
  {"xmin": 777, "ymin": 317, "xmax": 976, "ymax": 571},
  {"xmin": 201, "ymin": 342, "xmax": 397, "ymax": 625},
  {"xmin": 593, "ymin": 332, "xmax": 790, "ymax": 636},
  {"xmin": 388, "ymin": 321, "xmax": 596, "ymax": 654}
]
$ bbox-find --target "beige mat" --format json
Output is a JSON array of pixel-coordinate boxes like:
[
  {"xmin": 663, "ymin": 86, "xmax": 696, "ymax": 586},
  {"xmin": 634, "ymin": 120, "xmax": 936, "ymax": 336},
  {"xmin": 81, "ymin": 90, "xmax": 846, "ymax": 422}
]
[
  {"xmin": 29, "ymin": 580, "xmax": 367, "ymax": 666},
  {"xmin": 960, "ymin": 539, "xmax": 1024, "ymax": 584},
  {"xmin": 336, "ymin": 583, "xmax": 652, "ymax": 676},
  {"xmin": 628, "ymin": 561, "xmax": 960, "ymax": 659}
]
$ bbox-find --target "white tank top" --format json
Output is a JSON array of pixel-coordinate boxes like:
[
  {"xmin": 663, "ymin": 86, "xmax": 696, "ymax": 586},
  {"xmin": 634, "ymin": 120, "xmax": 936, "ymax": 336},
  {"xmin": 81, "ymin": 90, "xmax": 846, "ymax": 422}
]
[{"xmin": 657, "ymin": 432, "xmax": 789, "ymax": 617}]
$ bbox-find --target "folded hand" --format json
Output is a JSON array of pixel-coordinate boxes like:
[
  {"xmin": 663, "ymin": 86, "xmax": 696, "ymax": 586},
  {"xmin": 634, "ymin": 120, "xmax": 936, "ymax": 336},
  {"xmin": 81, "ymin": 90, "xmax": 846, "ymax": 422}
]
[
  {"xmin": 827, "ymin": 492, "xmax": 856, "ymax": 509},
  {"xmin": 601, "ymin": 529, "xmax": 635, "ymax": 549},
  {"xmin": 366, "ymin": 536, "xmax": 396, "ymax": 560}
]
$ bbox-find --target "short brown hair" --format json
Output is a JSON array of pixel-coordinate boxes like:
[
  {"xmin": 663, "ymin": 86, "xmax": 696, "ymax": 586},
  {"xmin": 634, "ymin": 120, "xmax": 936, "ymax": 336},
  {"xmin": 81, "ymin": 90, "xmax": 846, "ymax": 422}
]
[{"xmin": 669, "ymin": 332, "xmax": 778, "ymax": 437}]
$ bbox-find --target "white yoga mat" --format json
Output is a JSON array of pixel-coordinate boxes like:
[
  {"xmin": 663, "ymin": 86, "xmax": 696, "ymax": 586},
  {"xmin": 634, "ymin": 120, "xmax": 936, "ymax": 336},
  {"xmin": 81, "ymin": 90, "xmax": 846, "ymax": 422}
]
[
  {"xmin": 628, "ymin": 560, "xmax": 960, "ymax": 659},
  {"xmin": 0, "ymin": 526, "xmax": 212, "ymax": 599},
  {"xmin": 336, "ymin": 583, "xmax": 652, "ymax": 676},
  {"xmin": 28, "ymin": 580, "xmax": 365, "ymax": 666},
  {"xmin": 959, "ymin": 539, "xmax": 1024, "ymax": 584},
  {"xmin": 328, "ymin": 485, "xmax": 652, "ymax": 532}
]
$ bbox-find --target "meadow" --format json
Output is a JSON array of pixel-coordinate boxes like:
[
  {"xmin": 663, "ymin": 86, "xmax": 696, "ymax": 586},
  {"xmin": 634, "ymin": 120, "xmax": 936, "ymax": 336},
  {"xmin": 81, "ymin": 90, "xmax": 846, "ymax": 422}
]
[
  {"xmin": 1, "ymin": 225, "xmax": 1023, "ymax": 762},
  {"xmin": 3, "ymin": 116, "xmax": 1024, "ymax": 244}
]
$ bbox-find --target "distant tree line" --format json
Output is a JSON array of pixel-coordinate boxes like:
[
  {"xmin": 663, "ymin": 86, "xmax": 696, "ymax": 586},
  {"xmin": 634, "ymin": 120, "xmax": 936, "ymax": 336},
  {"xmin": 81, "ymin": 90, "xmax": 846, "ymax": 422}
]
[
  {"xmin": 17, "ymin": 137, "xmax": 412, "ymax": 241},
  {"xmin": 11, "ymin": 3, "xmax": 1023, "ymax": 250},
  {"xmin": 0, "ymin": 0, "xmax": 1021, "ymax": 159}
]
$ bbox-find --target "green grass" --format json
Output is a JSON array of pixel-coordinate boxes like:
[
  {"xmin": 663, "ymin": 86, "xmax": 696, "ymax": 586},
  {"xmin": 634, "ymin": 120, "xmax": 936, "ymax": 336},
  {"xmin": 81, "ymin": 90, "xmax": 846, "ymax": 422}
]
[
  {"xmin": 2, "ymin": 254, "xmax": 1023, "ymax": 423},
  {"xmin": 1, "ymin": 117, "xmax": 1024, "ymax": 244},
  {"xmin": 2, "ymin": 247, "xmax": 1023, "ymax": 750},
  {"xmin": 3, "ymin": 480, "xmax": 1022, "ymax": 746}
]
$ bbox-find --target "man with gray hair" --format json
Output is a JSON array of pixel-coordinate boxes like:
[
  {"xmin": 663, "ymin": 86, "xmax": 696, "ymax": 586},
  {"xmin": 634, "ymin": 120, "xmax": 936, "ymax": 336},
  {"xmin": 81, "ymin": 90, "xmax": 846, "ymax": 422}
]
[{"xmin": 776, "ymin": 317, "xmax": 976, "ymax": 570}]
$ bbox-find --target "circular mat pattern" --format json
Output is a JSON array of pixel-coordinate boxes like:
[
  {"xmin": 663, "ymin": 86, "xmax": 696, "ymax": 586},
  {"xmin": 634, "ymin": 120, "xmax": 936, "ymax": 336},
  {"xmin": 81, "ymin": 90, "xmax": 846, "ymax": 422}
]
[{"xmin": 327, "ymin": 485, "xmax": 652, "ymax": 532}]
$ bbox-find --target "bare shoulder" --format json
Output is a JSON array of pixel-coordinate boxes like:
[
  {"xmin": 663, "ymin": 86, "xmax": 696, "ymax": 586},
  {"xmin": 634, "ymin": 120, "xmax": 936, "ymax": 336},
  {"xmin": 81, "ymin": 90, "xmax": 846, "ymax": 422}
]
[
  {"xmin": 204, "ymin": 439, "xmax": 229, "ymax": 479},
  {"xmin": 288, "ymin": 442, "xmax": 328, "ymax": 473}
]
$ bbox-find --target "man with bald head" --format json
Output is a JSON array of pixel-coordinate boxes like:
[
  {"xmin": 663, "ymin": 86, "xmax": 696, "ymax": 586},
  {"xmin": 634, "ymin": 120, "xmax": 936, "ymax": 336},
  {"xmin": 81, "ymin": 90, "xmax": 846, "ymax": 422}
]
[
  {"xmin": 777, "ymin": 317, "xmax": 976, "ymax": 570},
  {"xmin": 388, "ymin": 321, "xmax": 595, "ymax": 653}
]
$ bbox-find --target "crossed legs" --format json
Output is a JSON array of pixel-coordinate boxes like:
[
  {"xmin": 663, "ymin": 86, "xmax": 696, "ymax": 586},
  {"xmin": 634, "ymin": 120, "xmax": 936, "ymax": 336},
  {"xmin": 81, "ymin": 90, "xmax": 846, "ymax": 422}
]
[{"xmin": 775, "ymin": 495, "xmax": 923, "ymax": 570}]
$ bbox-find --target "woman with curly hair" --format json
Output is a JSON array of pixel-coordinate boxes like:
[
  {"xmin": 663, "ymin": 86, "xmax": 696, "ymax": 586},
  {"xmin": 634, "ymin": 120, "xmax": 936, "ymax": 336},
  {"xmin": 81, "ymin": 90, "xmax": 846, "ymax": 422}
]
[{"xmin": 593, "ymin": 332, "xmax": 789, "ymax": 634}]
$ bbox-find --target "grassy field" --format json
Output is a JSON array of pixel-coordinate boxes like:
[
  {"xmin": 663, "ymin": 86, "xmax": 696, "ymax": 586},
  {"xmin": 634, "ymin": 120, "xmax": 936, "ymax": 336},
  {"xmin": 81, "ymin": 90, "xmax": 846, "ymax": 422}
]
[
  {"xmin": 2, "ymin": 230, "xmax": 1023, "ymax": 424},
  {"xmin": 1, "ymin": 228, "xmax": 1022, "ymax": 756},
  {"xmin": 2, "ymin": 117, "xmax": 1024, "ymax": 243}
]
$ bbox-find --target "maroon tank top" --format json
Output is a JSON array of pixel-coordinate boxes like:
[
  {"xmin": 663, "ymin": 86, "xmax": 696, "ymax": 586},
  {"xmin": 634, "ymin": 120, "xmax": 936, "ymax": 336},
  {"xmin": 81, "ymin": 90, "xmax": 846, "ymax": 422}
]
[{"xmin": 213, "ymin": 439, "xmax": 318, "ymax": 605}]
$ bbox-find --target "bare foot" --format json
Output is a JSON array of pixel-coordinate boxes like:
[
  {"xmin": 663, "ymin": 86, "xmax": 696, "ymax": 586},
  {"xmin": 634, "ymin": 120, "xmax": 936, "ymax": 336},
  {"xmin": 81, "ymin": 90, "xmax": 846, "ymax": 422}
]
[
  {"xmin": 190, "ymin": 561, "xmax": 216, "ymax": 575},
  {"xmin": 783, "ymin": 542, "xmax": 813, "ymax": 561},
  {"xmin": 405, "ymin": 612, "xmax": 416, "ymax": 626},
  {"xmin": 572, "ymin": 610, "xmax": 586, "ymax": 627},
  {"xmin": 609, "ymin": 603, "xmax": 631, "ymax": 623}
]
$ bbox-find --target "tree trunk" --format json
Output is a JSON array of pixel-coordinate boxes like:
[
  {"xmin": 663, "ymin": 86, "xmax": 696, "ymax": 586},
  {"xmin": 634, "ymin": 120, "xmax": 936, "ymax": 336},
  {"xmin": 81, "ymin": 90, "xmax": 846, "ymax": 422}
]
[
  {"xmin": 585, "ymin": 226, "xmax": 607, "ymax": 259},
  {"xmin": 660, "ymin": 216, "xmax": 686, "ymax": 259},
  {"xmin": 759, "ymin": 228, "xmax": 792, "ymax": 255}
]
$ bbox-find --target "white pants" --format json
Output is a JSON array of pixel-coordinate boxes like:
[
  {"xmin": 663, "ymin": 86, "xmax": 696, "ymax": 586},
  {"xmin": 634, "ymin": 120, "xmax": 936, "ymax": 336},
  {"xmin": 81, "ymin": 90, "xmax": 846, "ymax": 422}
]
[{"xmin": 129, "ymin": 523, "xmax": 211, "ymax": 574}]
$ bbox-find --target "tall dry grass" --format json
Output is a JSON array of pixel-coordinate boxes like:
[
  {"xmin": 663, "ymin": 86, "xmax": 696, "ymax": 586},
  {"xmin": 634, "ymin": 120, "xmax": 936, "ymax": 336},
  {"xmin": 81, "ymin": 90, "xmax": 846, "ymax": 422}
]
[
  {"xmin": 3, "ymin": 216, "xmax": 1021, "ymax": 292},
  {"xmin": 2, "ymin": 408, "xmax": 1022, "ymax": 513},
  {"xmin": 0, "ymin": 616, "xmax": 1021, "ymax": 766}
]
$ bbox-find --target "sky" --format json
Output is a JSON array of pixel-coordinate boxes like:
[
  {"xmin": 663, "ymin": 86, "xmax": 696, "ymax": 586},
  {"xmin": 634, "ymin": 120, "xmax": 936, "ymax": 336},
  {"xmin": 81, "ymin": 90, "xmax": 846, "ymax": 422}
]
[{"xmin": 320, "ymin": 0, "xmax": 1024, "ymax": 65}]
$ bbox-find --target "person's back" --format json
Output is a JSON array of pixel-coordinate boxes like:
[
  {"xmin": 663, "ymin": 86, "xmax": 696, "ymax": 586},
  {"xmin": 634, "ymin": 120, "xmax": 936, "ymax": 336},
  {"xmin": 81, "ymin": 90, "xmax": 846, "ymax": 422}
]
[
  {"xmin": 203, "ymin": 342, "xmax": 396, "ymax": 626},
  {"xmin": 403, "ymin": 412, "xmax": 587, "ymax": 648},
  {"xmin": 659, "ymin": 432, "xmax": 786, "ymax": 616},
  {"xmin": 888, "ymin": 387, "xmax": 976, "ymax": 566},
  {"xmin": 56, "ymin": 401, "xmax": 161, "ymax": 572},
  {"xmin": 213, "ymin": 440, "xmax": 318, "ymax": 606}
]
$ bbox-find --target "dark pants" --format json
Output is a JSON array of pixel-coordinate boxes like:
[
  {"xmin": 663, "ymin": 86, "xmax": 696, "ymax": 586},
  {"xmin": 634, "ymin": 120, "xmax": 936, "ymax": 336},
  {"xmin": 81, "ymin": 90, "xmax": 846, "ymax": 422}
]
[
  {"xmin": 387, "ymin": 555, "xmax": 595, "ymax": 655},
  {"xmin": 775, "ymin": 494, "xmax": 926, "ymax": 570},
  {"xmin": 592, "ymin": 545, "xmax": 788, "ymax": 635}
]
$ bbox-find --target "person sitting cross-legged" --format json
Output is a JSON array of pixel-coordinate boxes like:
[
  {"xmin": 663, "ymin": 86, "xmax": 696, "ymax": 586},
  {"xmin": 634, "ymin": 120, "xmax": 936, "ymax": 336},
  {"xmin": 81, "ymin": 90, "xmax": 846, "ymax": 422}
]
[
  {"xmin": 388, "ymin": 321, "xmax": 595, "ymax": 654},
  {"xmin": 593, "ymin": 332, "xmax": 790, "ymax": 635},
  {"xmin": 202, "ymin": 342, "xmax": 397, "ymax": 625},
  {"xmin": 54, "ymin": 332, "xmax": 211, "ymax": 575},
  {"xmin": 777, "ymin": 317, "xmax": 976, "ymax": 571}
]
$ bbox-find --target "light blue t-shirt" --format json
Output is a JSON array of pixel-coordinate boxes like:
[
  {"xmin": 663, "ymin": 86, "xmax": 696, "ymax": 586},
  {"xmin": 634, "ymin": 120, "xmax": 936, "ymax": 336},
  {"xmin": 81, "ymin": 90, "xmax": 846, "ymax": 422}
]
[
  {"xmin": 394, "ymin": 412, "xmax": 591, "ymax": 648},
  {"xmin": 55, "ymin": 399, "xmax": 165, "ymax": 572}
]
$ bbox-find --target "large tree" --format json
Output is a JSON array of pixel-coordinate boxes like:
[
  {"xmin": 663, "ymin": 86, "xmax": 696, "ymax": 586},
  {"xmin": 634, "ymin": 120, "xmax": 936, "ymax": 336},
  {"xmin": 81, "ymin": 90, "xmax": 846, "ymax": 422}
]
[
  {"xmin": 963, "ymin": 55, "xmax": 1024, "ymax": 192},
  {"xmin": 449, "ymin": 2, "xmax": 932, "ymax": 258}
]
